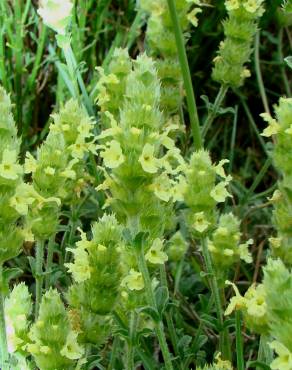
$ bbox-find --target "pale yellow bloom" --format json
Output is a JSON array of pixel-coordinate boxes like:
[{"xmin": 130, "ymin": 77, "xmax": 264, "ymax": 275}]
[
  {"xmin": 24, "ymin": 152, "xmax": 37, "ymax": 174},
  {"xmin": 138, "ymin": 144, "xmax": 159, "ymax": 174},
  {"xmin": 0, "ymin": 149, "xmax": 23, "ymax": 180},
  {"xmin": 101, "ymin": 140, "xmax": 125, "ymax": 169},
  {"xmin": 225, "ymin": 280, "xmax": 246, "ymax": 315},
  {"xmin": 187, "ymin": 8, "xmax": 202, "ymax": 27},
  {"xmin": 270, "ymin": 341, "xmax": 292, "ymax": 370},
  {"xmin": 60, "ymin": 331, "xmax": 84, "ymax": 360},
  {"xmin": 215, "ymin": 159, "xmax": 229, "ymax": 178},
  {"xmin": 210, "ymin": 181, "xmax": 232, "ymax": 203},
  {"xmin": 145, "ymin": 239, "xmax": 168, "ymax": 265},
  {"xmin": 65, "ymin": 247, "xmax": 91, "ymax": 283},
  {"xmin": 260, "ymin": 113, "xmax": 280, "ymax": 137},
  {"xmin": 121, "ymin": 269, "xmax": 144, "ymax": 291},
  {"xmin": 38, "ymin": 0, "xmax": 73, "ymax": 35},
  {"xmin": 10, "ymin": 183, "xmax": 36, "ymax": 215},
  {"xmin": 193, "ymin": 212, "xmax": 210, "ymax": 233},
  {"xmin": 225, "ymin": 0, "xmax": 240, "ymax": 11}
]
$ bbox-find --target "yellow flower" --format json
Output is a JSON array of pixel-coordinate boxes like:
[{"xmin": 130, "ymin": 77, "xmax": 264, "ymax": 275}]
[
  {"xmin": 269, "ymin": 341, "xmax": 292, "ymax": 370},
  {"xmin": 145, "ymin": 239, "xmax": 168, "ymax": 265},
  {"xmin": 285, "ymin": 125, "xmax": 292, "ymax": 135},
  {"xmin": 151, "ymin": 173, "xmax": 173, "ymax": 202},
  {"xmin": 60, "ymin": 331, "xmax": 84, "ymax": 360},
  {"xmin": 44, "ymin": 166, "xmax": 56, "ymax": 176},
  {"xmin": 65, "ymin": 247, "xmax": 91, "ymax": 283},
  {"xmin": 0, "ymin": 149, "xmax": 23, "ymax": 180},
  {"xmin": 77, "ymin": 117, "xmax": 94, "ymax": 139},
  {"xmin": 193, "ymin": 212, "xmax": 210, "ymax": 233},
  {"xmin": 24, "ymin": 152, "xmax": 37, "ymax": 174},
  {"xmin": 101, "ymin": 140, "xmax": 125, "ymax": 169},
  {"xmin": 37, "ymin": 0, "xmax": 73, "ymax": 35},
  {"xmin": 10, "ymin": 183, "xmax": 36, "ymax": 215},
  {"xmin": 187, "ymin": 7, "xmax": 202, "ymax": 27},
  {"xmin": 243, "ymin": 0, "xmax": 264, "ymax": 13},
  {"xmin": 225, "ymin": 0, "xmax": 240, "ymax": 11},
  {"xmin": 138, "ymin": 144, "xmax": 159, "ymax": 174},
  {"xmin": 210, "ymin": 181, "xmax": 232, "ymax": 203},
  {"xmin": 215, "ymin": 159, "xmax": 229, "ymax": 178},
  {"xmin": 244, "ymin": 284, "xmax": 266, "ymax": 318},
  {"xmin": 238, "ymin": 239, "xmax": 253, "ymax": 263},
  {"xmin": 260, "ymin": 113, "xmax": 280, "ymax": 137},
  {"xmin": 172, "ymin": 175, "xmax": 187, "ymax": 202},
  {"xmin": 121, "ymin": 269, "xmax": 144, "ymax": 291},
  {"xmin": 225, "ymin": 280, "xmax": 246, "ymax": 315}
]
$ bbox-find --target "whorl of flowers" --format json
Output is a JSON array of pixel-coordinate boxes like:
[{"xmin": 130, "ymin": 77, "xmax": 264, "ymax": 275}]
[
  {"xmin": 139, "ymin": 0, "xmax": 204, "ymax": 114},
  {"xmin": 212, "ymin": 0, "xmax": 265, "ymax": 88},
  {"xmin": 208, "ymin": 213, "xmax": 252, "ymax": 270},
  {"xmin": 263, "ymin": 259, "xmax": 292, "ymax": 370},
  {"xmin": 66, "ymin": 214, "xmax": 123, "ymax": 345},
  {"xmin": 96, "ymin": 52, "xmax": 185, "ymax": 239},
  {"xmin": 261, "ymin": 98, "xmax": 292, "ymax": 264},
  {"xmin": 21, "ymin": 99, "xmax": 95, "ymax": 240},
  {"xmin": 182, "ymin": 150, "xmax": 232, "ymax": 236},
  {"xmin": 27, "ymin": 289, "xmax": 84, "ymax": 370},
  {"xmin": 4, "ymin": 283, "xmax": 32, "ymax": 357},
  {"xmin": 0, "ymin": 87, "xmax": 26, "ymax": 263},
  {"xmin": 224, "ymin": 280, "xmax": 268, "ymax": 334}
]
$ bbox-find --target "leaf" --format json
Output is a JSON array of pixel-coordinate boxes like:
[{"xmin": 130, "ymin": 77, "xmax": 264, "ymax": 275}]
[
  {"xmin": 246, "ymin": 360, "xmax": 271, "ymax": 370},
  {"xmin": 136, "ymin": 306, "xmax": 160, "ymax": 322},
  {"xmin": 284, "ymin": 56, "xmax": 292, "ymax": 69},
  {"xmin": 155, "ymin": 286, "xmax": 169, "ymax": 314}
]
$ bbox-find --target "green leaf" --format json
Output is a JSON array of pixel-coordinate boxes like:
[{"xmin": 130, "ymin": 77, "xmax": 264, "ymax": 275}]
[
  {"xmin": 137, "ymin": 306, "xmax": 160, "ymax": 322},
  {"xmin": 284, "ymin": 56, "xmax": 292, "ymax": 69},
  {"xmin": 246, "ymin": 360, "xmax": 271, "ymax": 370},
  {"xmin": 155, "ymin": 286, "xmax": 169, "ymax": 314}
]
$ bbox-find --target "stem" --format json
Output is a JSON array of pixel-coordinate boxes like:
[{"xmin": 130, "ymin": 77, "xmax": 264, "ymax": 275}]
[
  {"xmin": 108, "ymin": 336, "xmax": 119, "ymax": 370},
  {"xmin": 241, "ymin": 156, "xmax": 272, "ymax": 205},
  {"xmin": 257, "ymin": 334, "xmax": 273, "ymax": 369},
  {"xmin": 45, "ymin": 235, "xmax": 55, "ymax": 290},
  {"xmin": 126, "ymin": 311, "xmax": 138, "ymax": 370},
  {"xmin": 200, "ymin": 238, "xmax": 230, "ymax": 360},
  {"xmin": 35, "ymin": 240, "xmax": 45, "ymax": 318},
  {"xmin": 278, "ymin": 28, "xmax": 292, "ymax": 97},
  {"xmin": 235, "ymin": 311, "xmax": 244, "ymax": 370},
  {"xmin": 254, "ymin": 31, "xmax": 270, "ymax": 114},
  {"xmin": 0, "ymin": 265, "xmax": 9, "ymax": 370},
  {"xmin": 136, "ymin": 248, "xmax": 174, "ymax": 370},
  {"xmin": 166, "ymin": 0, "xmax": 202, "ymax": 150},
  {"xmin": 202, "ymin": 85, "xmax": 229, "ymax": 138}
]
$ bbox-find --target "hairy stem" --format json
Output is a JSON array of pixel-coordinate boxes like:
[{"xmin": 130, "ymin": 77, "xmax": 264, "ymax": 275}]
[
  {"xmin": 136, "ymin": 248, "xmax": 174, "ymax": 370},
  {"xmin": 45, "ymin": 235, "xmax": 55, "ymax": 290},
  {"xmin": 235, "ymin": 311, "xmax": 245, "ymax": 370},
  {"xmin": 202, "ymin": 85, "xmax": 229, "ymax": 138},
  {"xmin": 201, "ymin": 237, "xmax": 230, "ymax": 360},
  {"xmin": 0, "ymin": 265, "xmax": 9, "ymax": 370},
  {"xmin": 126, "ymin": 311, "xmax": 138, "ymax": 370},
  {"xmin": 35, "ymin": 240, "xmax": 45, "ymax": 318}
]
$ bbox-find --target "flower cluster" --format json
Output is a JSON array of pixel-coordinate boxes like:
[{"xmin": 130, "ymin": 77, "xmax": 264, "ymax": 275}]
[
  {"xmin": 139, "ymin": 0, "xmax": 204, "ymax": 114},
  {"xmin": 21, "ymin": 99, "xmax": 95, "ymax": 240},
  {"xmin": 4, "ymin": 283, "xmax": 32, "ymax": 361},
  {"xmin": 261, "ymin": 98, "xmax": 292, "ymax": 263},
  {"xmin": 225, "ymin": 280, "xmax": 268, "ymax": 334},
  {"xmin": 96, "ymin": 52, "xmax": 185, "ymax": 239},
  {"xmin": 208, "ymin": 213, "xmax": 252, "ymax": 271},
  {"xmin": 67, "ymin": 214, "xmax": 123, "ymax": 345},
  {"xmin": 212, "ymin": 0, "xmax": 265, "ymax": 87},
  {"xmin": 262, "ymin": 259, "xmax": 292, "ymax": 369},
  {"xmin": 27, "ymin": 289, "xmax": 84, "ymax": 370},
  {"xmin": 182, "ymin": 150, "xmax": 231, "ymax": 236},
  {"xmin": 0, "ymin": 87, "xmax": 25, "ymax": 264}
]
